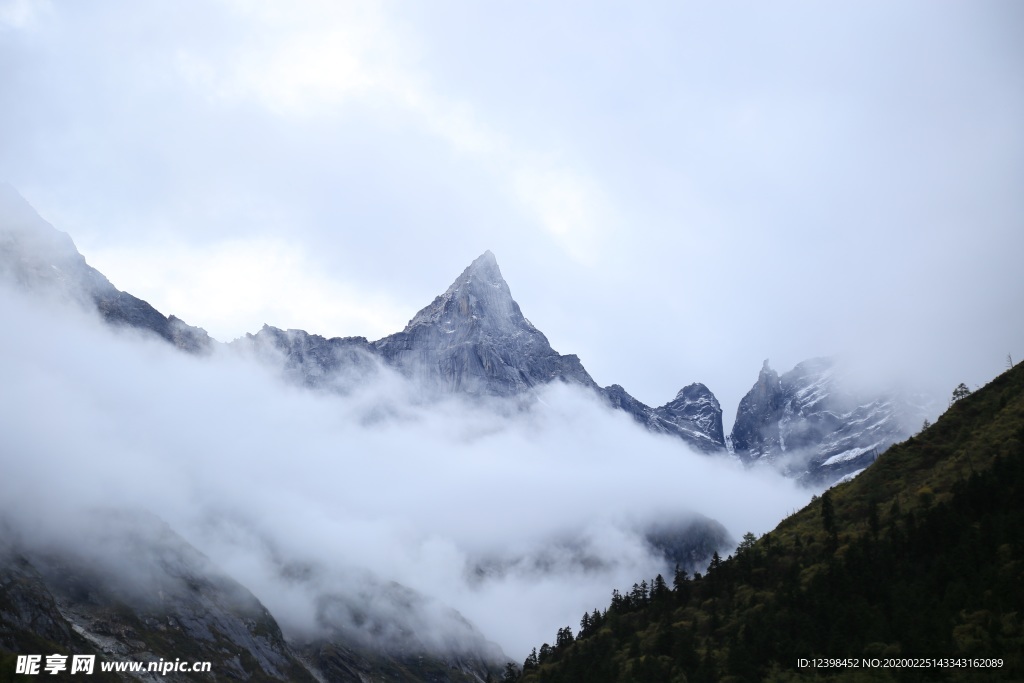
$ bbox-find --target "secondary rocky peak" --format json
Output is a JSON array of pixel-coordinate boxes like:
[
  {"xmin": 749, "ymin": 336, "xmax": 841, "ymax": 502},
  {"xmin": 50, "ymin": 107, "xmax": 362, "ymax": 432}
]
[
  {"xmin": 653, "ymin": 382, "xmax": 726, "ymax": 451},
  {"xmin": 755, "ymin": 361, "xmax": 783, "ymax": 402},
  {"xmin": 673, "ymin": 382, "xmax": 717, "ymax": 403},
  {"xmin": 730, "ymin": 356, "xmax": 926, "ymax": 485},
  {"xmin": 738, "ymin": 360, "xmax": 782, "ymax": 411},
  {"xmin": 730, "ymin": 361, "xmax": 786, "ymax": 462}
]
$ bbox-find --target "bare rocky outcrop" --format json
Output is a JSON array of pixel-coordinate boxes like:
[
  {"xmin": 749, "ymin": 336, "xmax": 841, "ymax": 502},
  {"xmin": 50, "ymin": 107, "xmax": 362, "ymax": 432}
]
[{"xmin": 730, "ymin": 357, "xmax": 929, "ymax": 485}]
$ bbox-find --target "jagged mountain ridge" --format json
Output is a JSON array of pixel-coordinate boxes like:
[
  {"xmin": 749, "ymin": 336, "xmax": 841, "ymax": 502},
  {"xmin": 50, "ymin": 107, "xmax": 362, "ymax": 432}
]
[
  {"xmin": 236, "ymin": 251, "xmax": 728, "ymax": 453},
  {"xmin": 730, "ymin": 357, "xmax": 928, "ymax": 485},
  {"xmin": 0, "ymin": 184, "xmax": 921, "ymax": 469},
  {"xmin": 235, "ymin": 252, "xmax": 601, "ymax": 398}
]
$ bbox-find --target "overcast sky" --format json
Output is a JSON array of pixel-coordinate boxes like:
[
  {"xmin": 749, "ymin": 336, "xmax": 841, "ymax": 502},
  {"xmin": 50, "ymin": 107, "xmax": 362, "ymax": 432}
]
[{"xmin": 2, "ymin": 0, "xmax": 1022, "ymax": 425}]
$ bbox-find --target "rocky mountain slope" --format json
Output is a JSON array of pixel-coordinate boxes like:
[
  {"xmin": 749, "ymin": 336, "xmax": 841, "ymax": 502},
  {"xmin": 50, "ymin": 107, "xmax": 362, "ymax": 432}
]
[
  {"xmin": 0, "ymin": 513, "xmax": 501, "ymax": 682},
  {"xmin": 730, "ymin": 357, "xmax": 928, "ymax": 485},
  {"xmin": 0, "ymin": 185, "xmax": 211, "ymax": 353}
]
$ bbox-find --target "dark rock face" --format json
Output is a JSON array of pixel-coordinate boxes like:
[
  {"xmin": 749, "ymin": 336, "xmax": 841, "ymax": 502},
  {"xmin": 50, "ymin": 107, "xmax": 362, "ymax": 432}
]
[
  {"xmin": 0, "ymin": 513, "xmax": 502, "ymax": 682},
  {"xmin": 601, "ymin": 383, "xmax": 726, "ymax": 453},
  {"xmin": 730, "ymin": 360, "xmax": 786, "ymax": 459},
  {"xmin": 0, "ymin": 184, "xmax": 211, "ymax": 353},
  {"xmin": 239, "ymin": 325, "xmax": 381, "ymax": 391},
  {"xmin": 730, "ymin": 357, "xmax": 926, "ymax": 485},
  {"xmin": 1, "ymin": 513, "xmax": 320, "ymax": 682},
  {"xmin": 654, "ymin": 383, "xmax": 726, "ymax": 451},
  {"xmin": 0, "ymin": 552, "xmax": 85, "ymax": 655},
  {"xmin": 643, "ymin": 515, "xmax": 734, "ymax": 575},
  {"xmin": 602, "ymin": 384, "xmax": 657, "ymax": 425}
]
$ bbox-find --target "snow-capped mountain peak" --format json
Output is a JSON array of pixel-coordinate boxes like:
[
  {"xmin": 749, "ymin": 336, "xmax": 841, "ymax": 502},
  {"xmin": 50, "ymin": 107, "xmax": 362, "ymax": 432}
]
[{"xmin": 405, "ymin": 250, "xmax": 534, "ymax": 336}]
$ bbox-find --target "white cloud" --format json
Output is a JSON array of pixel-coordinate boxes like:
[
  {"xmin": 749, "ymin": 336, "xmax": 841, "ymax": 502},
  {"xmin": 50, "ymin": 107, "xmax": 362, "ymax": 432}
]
[
  {"xmin": 82, "ymin": 238, "xmax": 408, "ymax": 341},
  {"xmin": 513, "ymin": 166, "xmax": 610, "ymax": 266},
  {"xmin": 190, "ymin": 1, "xmax": 401, "ymax": 116},
  {"xmin": 0, "ymin": 0, "xmax": 50, "ymax": 30},
  {"xmin": 0, "ymin": 283, "xmax": 811, "ymax": 659},
  {"xmin": 172, "ymin": 0, "xmax": 614, "ymax": 266}
]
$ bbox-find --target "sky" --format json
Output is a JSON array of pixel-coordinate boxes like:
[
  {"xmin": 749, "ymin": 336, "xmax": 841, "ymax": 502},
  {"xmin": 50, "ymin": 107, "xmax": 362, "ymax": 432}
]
[{"xmin": 2, "ymin": 0, "xmax": 1023, "ymax": 425}]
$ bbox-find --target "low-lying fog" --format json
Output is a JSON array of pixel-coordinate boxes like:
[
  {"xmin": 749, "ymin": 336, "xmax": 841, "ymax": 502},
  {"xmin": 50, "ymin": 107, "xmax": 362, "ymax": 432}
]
[{"xmin": 0, "ymin": 286, "xmax": 811, "ymax": 659}]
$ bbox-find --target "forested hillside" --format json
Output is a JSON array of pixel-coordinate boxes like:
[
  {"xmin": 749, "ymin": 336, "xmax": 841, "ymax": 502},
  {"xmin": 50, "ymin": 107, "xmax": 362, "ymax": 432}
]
[{"xmin": 511, "ymin": 362, "xmax": 1024, "ymax": 682}]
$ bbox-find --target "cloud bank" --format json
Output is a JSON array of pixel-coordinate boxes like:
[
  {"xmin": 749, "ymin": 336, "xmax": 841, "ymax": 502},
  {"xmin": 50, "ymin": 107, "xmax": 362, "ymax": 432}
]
[{"xmin": 0, "ymin": 284, "xmax": 811, "ymax": 658}]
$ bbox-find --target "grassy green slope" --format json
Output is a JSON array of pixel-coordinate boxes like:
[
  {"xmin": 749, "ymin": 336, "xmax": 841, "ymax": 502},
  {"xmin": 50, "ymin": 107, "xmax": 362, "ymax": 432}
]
[{"xmin": 515, "ymin": 363, "xmax": 1024, "ymax": 683}]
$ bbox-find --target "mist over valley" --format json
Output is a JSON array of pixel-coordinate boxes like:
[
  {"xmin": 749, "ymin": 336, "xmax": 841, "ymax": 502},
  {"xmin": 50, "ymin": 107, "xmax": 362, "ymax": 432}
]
[{"xmin": 1, "ymin": 196, "xmax": 817, "ymax": 671}]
